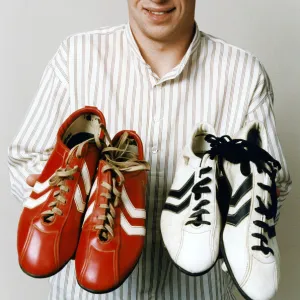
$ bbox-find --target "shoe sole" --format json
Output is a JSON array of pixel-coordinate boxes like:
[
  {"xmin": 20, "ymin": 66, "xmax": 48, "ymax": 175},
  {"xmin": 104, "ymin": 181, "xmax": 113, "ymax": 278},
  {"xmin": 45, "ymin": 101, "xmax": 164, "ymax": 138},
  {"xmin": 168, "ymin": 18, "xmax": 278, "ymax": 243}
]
[{"xmin": 76, "ymin": 252, "xmax": 143, "ymax": 294}]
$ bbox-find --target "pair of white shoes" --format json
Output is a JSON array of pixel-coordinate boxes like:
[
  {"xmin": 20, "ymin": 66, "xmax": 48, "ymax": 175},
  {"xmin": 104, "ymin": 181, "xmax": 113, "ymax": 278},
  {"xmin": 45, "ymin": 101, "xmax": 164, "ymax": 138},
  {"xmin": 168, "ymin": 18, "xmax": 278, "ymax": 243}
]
[{"xmin": 160, "ymin": 121, "xmax": 281, "ymax": 300}]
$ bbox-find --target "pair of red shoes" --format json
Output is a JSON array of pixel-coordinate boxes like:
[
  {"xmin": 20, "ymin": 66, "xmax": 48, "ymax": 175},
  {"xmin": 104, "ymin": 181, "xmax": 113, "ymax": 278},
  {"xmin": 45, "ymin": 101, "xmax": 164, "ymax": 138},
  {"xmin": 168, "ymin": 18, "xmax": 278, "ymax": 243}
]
[{"xmin": 17, "ymin": 106, "xmax": 150, "ymax": 293}]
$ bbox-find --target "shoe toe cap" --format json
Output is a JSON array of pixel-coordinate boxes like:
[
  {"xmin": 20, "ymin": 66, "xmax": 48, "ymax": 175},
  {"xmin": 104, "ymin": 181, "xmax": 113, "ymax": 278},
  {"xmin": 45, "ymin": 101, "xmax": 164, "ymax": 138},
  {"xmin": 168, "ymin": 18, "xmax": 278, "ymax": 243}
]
[
  {"xmin": 76, "ymin": 244, "xmax": 119, "ymax": 293},
  {"xmin": 176, "ymin": 230, "xmax": 217, "ymax": 274},
  {"xmin": 19, "ymin": 226, "xmax": 59, "ymax": 277},
  {"xmin": 241, "ymin": 257, "xmax": 278, "ymax": 300},
  {"xmin": 161, "ymin": 216, "xmax": 184, "ymax": 262}
]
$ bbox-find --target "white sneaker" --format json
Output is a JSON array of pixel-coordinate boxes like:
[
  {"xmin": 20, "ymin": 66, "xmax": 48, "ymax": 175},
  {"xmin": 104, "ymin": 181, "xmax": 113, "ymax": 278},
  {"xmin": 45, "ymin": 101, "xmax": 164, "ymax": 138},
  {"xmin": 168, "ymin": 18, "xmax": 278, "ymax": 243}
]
[
  {"xmin": 206, "ymin": 121, "xmax": 281, "ymax": 300},
  {"xmin": 160, "ymin": 123, "xmax": 221, "ymax": 275}
]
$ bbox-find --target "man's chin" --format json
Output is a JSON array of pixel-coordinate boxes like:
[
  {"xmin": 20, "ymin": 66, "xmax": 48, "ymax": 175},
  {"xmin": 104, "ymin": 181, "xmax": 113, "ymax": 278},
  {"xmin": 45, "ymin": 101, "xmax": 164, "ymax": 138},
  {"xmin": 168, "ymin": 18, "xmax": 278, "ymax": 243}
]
[{"xmin": 142, "ymin": 25, "xmax": 176, "ymax": 43}]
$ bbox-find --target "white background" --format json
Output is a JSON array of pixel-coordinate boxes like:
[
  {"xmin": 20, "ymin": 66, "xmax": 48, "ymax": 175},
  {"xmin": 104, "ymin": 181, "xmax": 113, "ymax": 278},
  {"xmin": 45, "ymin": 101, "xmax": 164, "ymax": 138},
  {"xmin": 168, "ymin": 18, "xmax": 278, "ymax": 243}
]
[{"xmin": 1, "ymin": 1, "xmax": 299, "ymax": 299}]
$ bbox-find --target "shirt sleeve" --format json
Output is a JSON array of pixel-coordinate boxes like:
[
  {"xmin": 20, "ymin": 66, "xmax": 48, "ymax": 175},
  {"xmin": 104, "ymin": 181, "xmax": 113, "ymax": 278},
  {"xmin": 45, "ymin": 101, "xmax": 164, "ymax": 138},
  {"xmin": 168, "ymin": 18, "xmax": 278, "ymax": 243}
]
[
  {"xmin": 7, "ymin": 39, "xmax": 71, "ymax": 204},
  {"xmin": 245, "ymin": 60, "xmax": 292, "ymax": 224}
]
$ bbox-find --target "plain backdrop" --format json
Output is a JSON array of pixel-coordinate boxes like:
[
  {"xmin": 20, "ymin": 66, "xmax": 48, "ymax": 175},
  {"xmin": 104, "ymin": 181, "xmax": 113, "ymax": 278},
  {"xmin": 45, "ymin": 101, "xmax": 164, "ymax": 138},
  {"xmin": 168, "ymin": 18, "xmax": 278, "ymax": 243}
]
[{"xmin": 1, "ymin": 1, "xmax": 299, "ymax": 299}]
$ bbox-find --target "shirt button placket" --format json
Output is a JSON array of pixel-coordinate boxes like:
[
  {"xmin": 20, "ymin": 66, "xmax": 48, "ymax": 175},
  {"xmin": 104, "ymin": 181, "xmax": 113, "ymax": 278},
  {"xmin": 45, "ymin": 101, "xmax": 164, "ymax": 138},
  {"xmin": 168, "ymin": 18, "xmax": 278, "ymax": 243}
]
[
  {"xmin": 153, "ymin": 116, "xmax": 160, "ymax": 123},
  {"xmin": 151, "ymin": 83, "xmax": 164, "ymax": 155},
  {"xmin": 151, "ymin": 146, "xmax": 158, "ymax": 154}
]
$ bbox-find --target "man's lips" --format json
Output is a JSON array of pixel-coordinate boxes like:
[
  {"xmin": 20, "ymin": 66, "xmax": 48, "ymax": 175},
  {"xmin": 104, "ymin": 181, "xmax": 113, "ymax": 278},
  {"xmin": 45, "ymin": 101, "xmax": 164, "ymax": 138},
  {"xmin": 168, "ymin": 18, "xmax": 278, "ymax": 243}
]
[{"xmin": 143, "ymin": 7, "xmax": 176, "ymax": 14}]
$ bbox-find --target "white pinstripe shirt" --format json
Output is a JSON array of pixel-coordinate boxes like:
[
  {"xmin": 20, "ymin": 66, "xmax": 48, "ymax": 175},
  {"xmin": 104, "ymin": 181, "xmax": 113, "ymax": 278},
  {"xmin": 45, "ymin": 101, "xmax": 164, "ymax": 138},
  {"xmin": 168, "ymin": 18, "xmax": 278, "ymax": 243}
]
[{"xmin": 8, "ymin": 21, "xmax": 291, "ymax": 300}]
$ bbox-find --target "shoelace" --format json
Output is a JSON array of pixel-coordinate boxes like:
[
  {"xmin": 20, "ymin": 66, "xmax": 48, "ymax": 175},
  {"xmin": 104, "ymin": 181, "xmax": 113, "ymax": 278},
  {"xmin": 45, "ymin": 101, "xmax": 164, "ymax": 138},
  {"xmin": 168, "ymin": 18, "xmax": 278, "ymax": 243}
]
[
  {"xmin": 252, "ymin": 182, "xmax": 277, "ymax": 255},
  {"xmin": 94, "ymin": 132, "xmax": 150, "ymax": 241},
  {"xmin": 186, "ymin": 166, "xmax": 212, "ymax": 226},
  {"xmin": 205, "ymin": 135, "xmax": 281, "ymax": 177},
  {"xmin": 41, "ymin": 123, "xmax": 104, "ymax": 223},
  {"xmin": 205, "ymin": 134, "xmax": 281, "ymax": 255}
]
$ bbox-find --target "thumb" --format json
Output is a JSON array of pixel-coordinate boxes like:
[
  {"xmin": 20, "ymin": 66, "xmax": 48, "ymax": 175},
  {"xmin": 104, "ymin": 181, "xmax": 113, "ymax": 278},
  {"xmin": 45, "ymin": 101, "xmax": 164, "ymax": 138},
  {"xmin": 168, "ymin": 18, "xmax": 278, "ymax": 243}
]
[
  {"xmin": 276, "ymin": 188, "xmax": 280, "ymax": 198},
  {"xmin": 26, "ymin": 174, "xmax": 41, "ymax": 187}
]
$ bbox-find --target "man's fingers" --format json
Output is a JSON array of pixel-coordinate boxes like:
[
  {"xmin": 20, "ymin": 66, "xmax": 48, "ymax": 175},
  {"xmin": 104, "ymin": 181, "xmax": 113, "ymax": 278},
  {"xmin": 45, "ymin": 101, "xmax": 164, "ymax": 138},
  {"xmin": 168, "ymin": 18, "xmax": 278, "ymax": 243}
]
[
  {"xmin": 276, "ymin": 188, "xmax": 280, "ymax": 198},
  {"xmin": 26, "ymin": 174, "xmax": 41, "ymax": 187}
]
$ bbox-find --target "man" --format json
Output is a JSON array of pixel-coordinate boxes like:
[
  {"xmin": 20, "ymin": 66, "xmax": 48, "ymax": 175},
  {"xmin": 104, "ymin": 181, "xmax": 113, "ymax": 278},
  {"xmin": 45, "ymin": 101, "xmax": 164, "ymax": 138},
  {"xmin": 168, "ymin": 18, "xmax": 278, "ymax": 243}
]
[{"xmin": 8, "ymin": 0, "xmax": 291, "ymax": 299}]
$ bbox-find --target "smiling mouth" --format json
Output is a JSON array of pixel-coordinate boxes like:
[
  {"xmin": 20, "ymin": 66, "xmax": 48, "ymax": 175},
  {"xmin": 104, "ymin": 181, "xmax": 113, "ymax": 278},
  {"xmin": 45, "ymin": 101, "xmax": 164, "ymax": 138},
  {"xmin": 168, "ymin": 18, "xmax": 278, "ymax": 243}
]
[{"xmin": 144, "ymin": 8, "xmax": 176, "ymax": 15}]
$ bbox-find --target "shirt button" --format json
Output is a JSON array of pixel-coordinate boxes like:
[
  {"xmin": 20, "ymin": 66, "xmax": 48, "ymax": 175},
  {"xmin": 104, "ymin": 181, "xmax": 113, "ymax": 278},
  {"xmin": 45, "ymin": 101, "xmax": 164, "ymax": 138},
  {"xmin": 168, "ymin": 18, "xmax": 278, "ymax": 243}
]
[
  {"xmin": 152, "ymin": 146, "xmax": 158, "ymax": 154},
  {"xmin": 154, "ymin": 115, "xmax": 164, "ymax": 122}
]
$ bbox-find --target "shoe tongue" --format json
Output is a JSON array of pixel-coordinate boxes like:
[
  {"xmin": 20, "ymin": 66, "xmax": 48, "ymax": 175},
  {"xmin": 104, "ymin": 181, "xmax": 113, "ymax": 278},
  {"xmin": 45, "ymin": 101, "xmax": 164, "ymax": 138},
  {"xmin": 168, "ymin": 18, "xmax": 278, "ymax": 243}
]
[
  {"xmin": 184, "ymin": 122, "xmax": 215, "ymax": 167},
  {"xmin": 114, "ymin": 137, "xmax": 138, "ymax": 159},
  {"xmin": 124, "ymin": 144, "xmax": 138, "ymax": 158},
  {"xmin": 128, "ymin": 142, "xmax": 138, "ymax": 152},
  {"xmin": 201, "ymin": 153, "xmax": 212, "ymax": 166},
  {"xmin": 187, "ymin": 151, "xmax": 211, "ymax": 168},
  {"xmin": 183, "ymin": 144, "xmax": 201, "ymax": 167},
  {"xmin": 234, "ymin": 121, "xmax": 264, "ymax": 149}
]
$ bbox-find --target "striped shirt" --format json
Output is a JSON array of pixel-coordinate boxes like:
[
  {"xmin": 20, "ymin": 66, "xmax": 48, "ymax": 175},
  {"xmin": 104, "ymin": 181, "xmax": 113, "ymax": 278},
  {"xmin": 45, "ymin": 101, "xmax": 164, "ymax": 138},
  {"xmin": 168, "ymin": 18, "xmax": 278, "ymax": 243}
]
[{"xmin": 8, "ymin": 21, "xmax": 291, "ymax": 300}]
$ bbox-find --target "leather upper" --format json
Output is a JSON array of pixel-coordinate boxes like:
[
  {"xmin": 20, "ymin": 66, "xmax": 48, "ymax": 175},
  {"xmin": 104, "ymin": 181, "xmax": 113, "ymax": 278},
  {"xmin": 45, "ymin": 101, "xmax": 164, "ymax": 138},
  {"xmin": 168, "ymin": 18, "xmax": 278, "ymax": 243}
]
[
  {"xmin": 18, "ymin": 106, "xmax": 105, "ymax": 277},
  {"xmin": 222, "ymin": 121, "xmax": 280, "ymax": 300},
  {"xmin": 161, "ymin": 123, "xmax": 221, "ymax": 275},
  {"xmin": 75, "ymin": 130, "xmax": 148, "ymax": 293}
]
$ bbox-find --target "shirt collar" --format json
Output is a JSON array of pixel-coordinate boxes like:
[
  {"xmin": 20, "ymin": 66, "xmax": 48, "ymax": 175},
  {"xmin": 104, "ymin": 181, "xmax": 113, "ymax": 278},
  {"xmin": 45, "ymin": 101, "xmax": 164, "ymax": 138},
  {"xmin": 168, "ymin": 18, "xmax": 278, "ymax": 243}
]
[{"xmin": 125, "ymin": 20, "xmax": 202, "ymax": 86}]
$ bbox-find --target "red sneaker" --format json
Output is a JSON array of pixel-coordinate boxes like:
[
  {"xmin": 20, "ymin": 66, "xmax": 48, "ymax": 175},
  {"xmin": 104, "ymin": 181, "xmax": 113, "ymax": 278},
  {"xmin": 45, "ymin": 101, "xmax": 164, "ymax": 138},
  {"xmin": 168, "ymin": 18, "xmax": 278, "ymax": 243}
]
[
  {"xmin": 75, "ymin": 130, "xmax": 150, "ymax": 293},
  {"xmin": 17, "ymin": 106, "xmax": 106, "ymax": 278}
]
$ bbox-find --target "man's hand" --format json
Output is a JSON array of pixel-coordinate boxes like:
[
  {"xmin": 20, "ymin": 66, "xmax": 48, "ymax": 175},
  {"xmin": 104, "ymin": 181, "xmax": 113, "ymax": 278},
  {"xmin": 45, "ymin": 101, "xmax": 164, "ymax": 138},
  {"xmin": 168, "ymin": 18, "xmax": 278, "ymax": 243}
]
[
  {"xmin": 276, "ymin": 188, "xmax": 280, "ymax": 198},
  {"xmin": 26, "ymin": 174, "xmax": 41, "ymax": 187}
]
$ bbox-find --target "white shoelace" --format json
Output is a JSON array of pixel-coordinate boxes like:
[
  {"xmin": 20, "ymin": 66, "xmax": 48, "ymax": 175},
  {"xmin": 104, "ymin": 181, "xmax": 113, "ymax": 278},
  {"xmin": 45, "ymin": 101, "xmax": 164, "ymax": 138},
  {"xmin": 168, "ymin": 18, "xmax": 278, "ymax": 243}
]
[
  {"xmin": 41, "ymin": 122, "xmax": 104, "ymax": 223},
  {"xmin": 94, "ymin": 131, "xmax": 150, "ymax": 241}
]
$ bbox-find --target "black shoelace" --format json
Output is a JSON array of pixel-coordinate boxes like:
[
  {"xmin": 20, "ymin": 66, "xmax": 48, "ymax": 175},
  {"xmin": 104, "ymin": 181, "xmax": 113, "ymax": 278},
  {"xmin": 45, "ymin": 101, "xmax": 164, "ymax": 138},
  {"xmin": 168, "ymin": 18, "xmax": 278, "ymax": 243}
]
[
  {"xmin": 186, "ymin": 166, "xmax": 212, "ymax": 226},
  {"xmin": 205, "ymin": 134, "xmax": 281, "ymax": 255}
]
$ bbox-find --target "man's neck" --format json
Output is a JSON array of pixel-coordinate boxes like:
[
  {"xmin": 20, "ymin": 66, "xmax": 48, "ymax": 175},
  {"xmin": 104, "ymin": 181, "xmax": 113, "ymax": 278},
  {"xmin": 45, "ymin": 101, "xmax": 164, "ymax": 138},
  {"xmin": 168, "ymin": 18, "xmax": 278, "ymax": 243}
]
[{"xmin": 130, "ymin": 22, "xmax": 196, "ymax": 79}]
